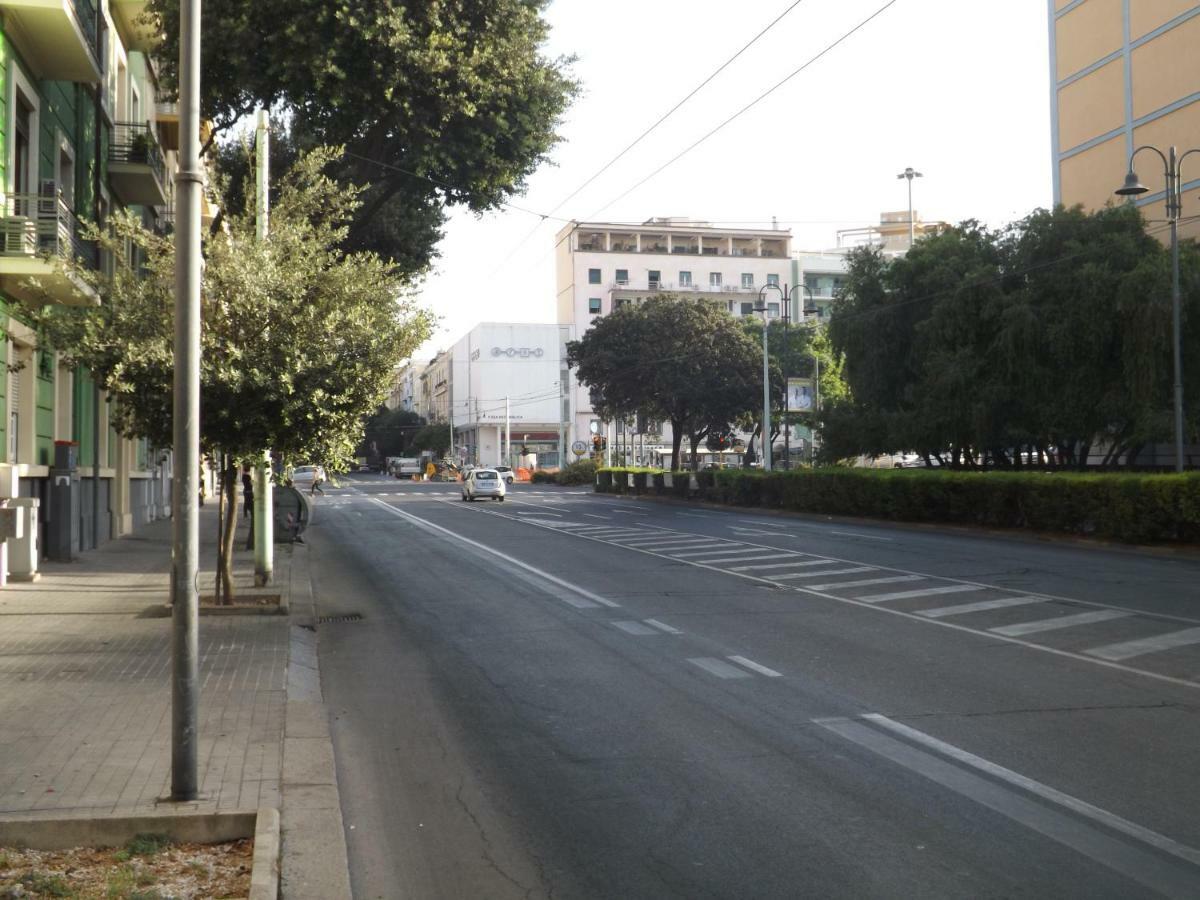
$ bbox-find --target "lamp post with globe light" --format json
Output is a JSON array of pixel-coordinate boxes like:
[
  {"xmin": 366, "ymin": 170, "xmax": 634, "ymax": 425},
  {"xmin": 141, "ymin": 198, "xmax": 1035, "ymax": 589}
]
[{"xmin": 1115, "ymin": 144, "xmax": 1200, "ymax": 472}]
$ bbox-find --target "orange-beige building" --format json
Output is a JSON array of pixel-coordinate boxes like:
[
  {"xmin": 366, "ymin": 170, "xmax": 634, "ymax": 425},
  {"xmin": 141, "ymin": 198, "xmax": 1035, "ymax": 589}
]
[{"xmin": 1049, "ymin": 0, "xmax": 1200, "ymax": 237}]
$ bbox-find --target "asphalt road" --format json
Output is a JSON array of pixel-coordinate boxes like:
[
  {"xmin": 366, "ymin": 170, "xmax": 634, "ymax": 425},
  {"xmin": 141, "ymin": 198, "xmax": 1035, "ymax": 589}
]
[{"xmin": 307, "ymin": 473, "xmax": 1200, "ymax": 899}]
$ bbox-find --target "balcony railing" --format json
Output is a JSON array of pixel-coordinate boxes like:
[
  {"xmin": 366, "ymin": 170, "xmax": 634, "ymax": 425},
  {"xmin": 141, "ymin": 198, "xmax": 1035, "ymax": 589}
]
[
  {"xmin": 1, "ymin": 190, "xmax": 97, "ymax": 270},
  {"xmin": 111, "ymin": 121, "xmax": 166, "ymax": 184},
  {"xmin": 73, "ymin": 0, "xmax": 98, "ymax": 56}
]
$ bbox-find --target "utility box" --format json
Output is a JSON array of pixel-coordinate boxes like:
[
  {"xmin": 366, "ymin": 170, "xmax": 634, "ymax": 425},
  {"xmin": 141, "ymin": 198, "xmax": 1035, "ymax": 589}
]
[
  {"xmin": 8, "ymin": 498, "xmax": 40, "ymax": 581},
  {"xmin": 47, "ymin": 440, "xmax": 80, "ymax": 562}
]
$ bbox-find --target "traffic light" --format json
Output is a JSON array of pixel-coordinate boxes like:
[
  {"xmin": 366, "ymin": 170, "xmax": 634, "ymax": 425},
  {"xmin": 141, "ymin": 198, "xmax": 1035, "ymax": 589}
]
[{"xmin": 601, "ymin": 437, "xmax": 608, "ymax": 450}]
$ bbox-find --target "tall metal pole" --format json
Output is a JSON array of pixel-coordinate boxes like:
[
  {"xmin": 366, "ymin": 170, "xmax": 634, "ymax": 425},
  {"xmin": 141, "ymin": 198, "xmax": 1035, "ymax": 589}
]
[
  {"xmin": 171, "ymin": 0, "xmax": 202, "ymax": 802},
  {"xmin": 761, "ymin": 311, "xmax": 771, "ymax": 472},
  {"xmin": 1169, "ymin": 147, "xmax": 1185, "ymax": 473},
  {"xmin": 907, "ymin": 177, "xmax": 915, "ymax": 248},
  {"xmin": 253, "ymin": 108, "xmax": 273, "ymax": 583},
  {"xmin": 505, "ymin": 396, "xmax": 511, "ymax": 465},
  {"xmin": 91, "ymin": 12, "xmax": 104, "ymax": 553}
]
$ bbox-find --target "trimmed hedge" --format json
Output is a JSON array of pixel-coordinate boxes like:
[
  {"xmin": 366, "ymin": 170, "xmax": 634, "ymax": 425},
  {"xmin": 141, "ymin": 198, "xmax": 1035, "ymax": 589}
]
[
  {"xmin": 557, "ymin": 459, "xmax": 597, "ymax": 485},
  {"xmin": 596, "ymin": 466, "xmax": 1200, "ymax": 544}
]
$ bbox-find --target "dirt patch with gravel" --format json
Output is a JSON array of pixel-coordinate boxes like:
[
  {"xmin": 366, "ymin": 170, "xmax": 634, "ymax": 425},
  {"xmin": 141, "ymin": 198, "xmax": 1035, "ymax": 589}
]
[{"xmin": 0, "ymin": 833, "xmax": 252, "ymax": 899}]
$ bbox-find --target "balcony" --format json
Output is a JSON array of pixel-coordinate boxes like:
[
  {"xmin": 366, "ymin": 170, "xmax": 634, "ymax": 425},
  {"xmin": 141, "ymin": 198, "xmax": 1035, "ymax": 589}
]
[
  {"xmin": 155, "ymin": 91, "xmax": 179, "ymax": 151},
  {"xmin": 0, "ymin": 191, "xmax": 99, "ymax": 306},
  {"xmin": 109, "ymin": 0, "xmax": 156, "ymax": 52},
  {"xmin": 109, "ymin": 122, "xmax": 168, "ymax": 207},
  {"xmin": 0, "ymin": 0, "xmax": 101, "ymax": 82}
]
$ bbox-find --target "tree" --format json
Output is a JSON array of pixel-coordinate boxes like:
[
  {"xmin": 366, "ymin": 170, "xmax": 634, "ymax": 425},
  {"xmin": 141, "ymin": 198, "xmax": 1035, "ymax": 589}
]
[
  {"xmin": 410, "ymin": 422, "xmax": 452, "ymax": 457},
  {"xmin": 824, "ymin": 204, "xmax": 1200, "ymax": 468},
  {"xmin": 19, "ymin": 148, "xmax": 433, "ymax": 596},
  {"xmin": 566, "ymin": 297, "xmax": 762, "ymax": 470},
  {"xmin": 147, "ymin": 0, "xmax": 578, "ymax": 276},
  {"xmin": 357, "ymin": 405, "xmax": 424, "ymax": 460}
]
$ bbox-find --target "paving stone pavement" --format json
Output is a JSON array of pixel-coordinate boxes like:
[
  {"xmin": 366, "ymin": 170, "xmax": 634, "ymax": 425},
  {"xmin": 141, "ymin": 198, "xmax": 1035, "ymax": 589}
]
[{"xmin": 0, "ymin": 504, "xmax": 294, "ymax": 820}]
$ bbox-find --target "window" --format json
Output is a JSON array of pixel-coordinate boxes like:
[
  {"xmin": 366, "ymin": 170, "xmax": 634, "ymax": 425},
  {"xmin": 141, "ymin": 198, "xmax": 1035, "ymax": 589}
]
[
  {"xmin": 679, "ymin": 271, "xmax": 692, "ymax": 286},
  {"xmin": 615, "ymin": 269, "xmax": 629, "ymax": 285},
  {"xmin": 768, "ymin": 302, "xmax": 780, "ymax": 319},
  {"xmin": 648, "ymin": 270, "xmax": 661, "ymax": 289},
  {"xmin": 14, "ymin": 93, "xmax": 34, "ymax": 195},
  {"xmin": 741, "ymin": 273, "xmax": 754, "ymax": 289},
  {"xmin": 767, "ymin": 274, "xmax": 779, "ymax": 287},
  {"xmin": 588, "ymin": 297, "xmax": 602, "ymax": 315},
  {"xmin": 709, "ymin": 272, "xmax": 722, "ymax": 287},
  {"xmin": 614, "ymin": 298, "xmax": 629, "ymax": 310},
  {"xmin": 740, "ymin": 302, "xmax": 755, "ymax": 316},
  {"xmin": 588, "ymin": 268, "xmax": 601, "ymax": 284}
]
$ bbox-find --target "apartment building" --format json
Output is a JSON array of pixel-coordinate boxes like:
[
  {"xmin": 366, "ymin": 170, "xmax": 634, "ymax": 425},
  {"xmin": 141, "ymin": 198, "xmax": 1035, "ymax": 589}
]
[
  {"xmin": 556, "ymin": 217, "xmax": 793, "ymax": 444},
  {"xmin": 1049, "ymin": 1, "xmax": 1200, "ymax": 238},
  {"xmin": 0, "ymin": 0, "xmax": 177, "ymax": 569}
]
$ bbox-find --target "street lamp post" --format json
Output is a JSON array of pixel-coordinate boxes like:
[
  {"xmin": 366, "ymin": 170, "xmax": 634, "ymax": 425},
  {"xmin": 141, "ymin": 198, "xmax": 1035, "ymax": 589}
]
[
  {"xmin": 1115, "ymin": 145, "xmax": 1199, "ymax": 472},
  {"xmin": 755, "ymin": 285, "xmax": 780, "ymax": 471},
  {"xmin": 897, "ymin": 167, "xmax": 923, "ymax": 249}
]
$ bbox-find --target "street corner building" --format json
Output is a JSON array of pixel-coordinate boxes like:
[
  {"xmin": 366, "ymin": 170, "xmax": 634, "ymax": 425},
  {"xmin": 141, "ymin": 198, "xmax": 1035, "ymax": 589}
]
[{"xmin": 0, "ymin": 1, "xmax": 202, "ymax": 575}]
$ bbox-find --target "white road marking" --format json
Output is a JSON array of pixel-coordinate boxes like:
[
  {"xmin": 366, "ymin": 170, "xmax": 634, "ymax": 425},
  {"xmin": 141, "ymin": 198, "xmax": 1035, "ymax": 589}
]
[
  {"xmin": 645, "ymin": 619, "xmax": 682, "ymax": 635},
  {"xmin": 738, "ymin": 519, "xmax": 786, "ymax": 528},
  {"xmin": 668, "ymin": 545, "xmax": 749, "ymax": 558},
  {"xmin": 765, "ymin": 566, "xmax": 875, "ymax": 581},
  {"xmin": 807, "ymin": 574, "xmax": 925, "ymax": 591},
  {"xmin": 727, "ymin": 559, "xmax": 830, "ymax": 572},
  {"xmin": 990, "ymin": 608, "xmax": 1131, "ymax": 636},
  {"xmin": 612, "ymin": 620, "xmax": 659, "ymax": 636},
  {"xmin": 689, "ymin": 553, "xmax": 785, "ymax": 564},
  {"xmin": 678, "ymin": 512, "xmax": 717, "ymax": 518},
  {"xmin": 368, "ymin": 498, "xmax": 619, "ymax": 609},
  {"xmin": 830, "ymin": 530, "xmax": 894, "ymax": 542},
  {"xmin": 688, "ymin": 657, "xmax": 753, "ymax": 679},
  {"xmin": 857, "ymin": 584, "xmax": 985, "ymax": 604},
  {"xmin": 617, "ymin": 537, "xmax": 716, "ymax": 548},
  {"xmin": 727, "ymin": 655, "xmax": 782, "ymax": 677},
  {"xmin": 918, "ymin": 596, "xmax": 1050, "ymax": 619},
  {"xmin": 1086, "ymin": 626, "xmax": 1200, "ymax": 661},
  {"xmin": 582, "ymin": 514, "xmax": 611, "ymax": 520},
  {"xmin": 861, "ymin": 713, "xmax": 1200, "ymax": 869},
  {"xmin": 698, "ymin": 554, "xmax": 785, "ymax": 565},
  {"xmin": 730, "ymin": 528, "xmax": 790, "ymax": 537}
]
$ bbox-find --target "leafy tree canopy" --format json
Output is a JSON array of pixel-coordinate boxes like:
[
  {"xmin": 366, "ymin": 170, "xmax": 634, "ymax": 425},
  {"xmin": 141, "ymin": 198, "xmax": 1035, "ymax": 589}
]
[
  {"xmin": 566, "ymin": 297, "xmax": 762, "ymax": 469},
  {"xmin": 824, "ymin": 204, "xmax": 1200, "ymax": 468},
  {"xmin": 21, "ymin": 148, "xmax": 434, "ymax": 468},
  {"xmin": 147, "ymin": 0, "xmax": 578, "ymax": 276}
]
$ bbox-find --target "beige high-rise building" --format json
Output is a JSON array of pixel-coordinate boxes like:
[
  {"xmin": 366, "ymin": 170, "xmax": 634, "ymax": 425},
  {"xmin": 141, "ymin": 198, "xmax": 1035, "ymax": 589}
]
[{"xmin": 1049, "ymin": 1, "xmax": 1200, "ymax": 238}]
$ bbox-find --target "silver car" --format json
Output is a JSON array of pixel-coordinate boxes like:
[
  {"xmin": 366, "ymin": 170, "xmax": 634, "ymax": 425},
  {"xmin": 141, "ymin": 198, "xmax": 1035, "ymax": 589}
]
[{"xmin": 462, "ymin": 468, "xmax": 506, "ymax": 501}]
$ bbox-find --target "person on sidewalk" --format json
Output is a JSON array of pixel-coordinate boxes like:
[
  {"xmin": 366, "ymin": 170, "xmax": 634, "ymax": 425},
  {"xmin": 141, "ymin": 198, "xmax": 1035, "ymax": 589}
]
[
  {"xmin": 310, "ymin": 467, "xmax": 326, "ymax": 496},
  {"xmin": 241, "ymin": 466, "xmax": 254, "ymax": 518}
]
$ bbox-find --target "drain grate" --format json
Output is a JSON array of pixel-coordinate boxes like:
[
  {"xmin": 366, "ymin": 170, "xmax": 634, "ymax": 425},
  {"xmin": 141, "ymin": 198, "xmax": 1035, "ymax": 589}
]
[{"xmin": 317, "ymin": 613, "xmax": 364, "ymax": 624}]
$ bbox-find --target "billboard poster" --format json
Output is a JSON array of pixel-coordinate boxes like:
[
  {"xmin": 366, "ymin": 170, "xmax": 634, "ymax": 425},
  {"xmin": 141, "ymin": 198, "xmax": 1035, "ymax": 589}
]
[{"xmin": 786, "ymin": 378, "xmax": 816, "ymax": 412}]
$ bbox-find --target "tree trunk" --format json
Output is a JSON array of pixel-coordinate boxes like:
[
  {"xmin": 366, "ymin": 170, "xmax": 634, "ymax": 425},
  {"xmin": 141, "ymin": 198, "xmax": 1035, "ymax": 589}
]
[
  {"xmin": 670, "ymin": 418, "xmax": 685, "ymax": 472},
  {"xmin": 688, "ymin": 433, "xmax": 703, "ymax": 471},
  {"xmin": 220, "ymin": 460, "xmax": 239, "ymax": 603}
]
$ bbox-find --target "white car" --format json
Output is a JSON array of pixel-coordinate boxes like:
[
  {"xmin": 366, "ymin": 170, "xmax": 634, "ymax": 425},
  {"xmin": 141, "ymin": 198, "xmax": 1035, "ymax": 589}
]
[
  {"xmin": 494, "ymin": 465, "xmax": 516, "ymax": 484},
  {"xmin": 462, "ymin": 468, "xmax": 506, "ymax": 501}
]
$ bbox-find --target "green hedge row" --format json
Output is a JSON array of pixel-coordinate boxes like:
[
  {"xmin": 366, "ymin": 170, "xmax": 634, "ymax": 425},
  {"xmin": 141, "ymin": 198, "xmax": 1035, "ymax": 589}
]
[{"xmin": 596, "ymin": 467, "xmax": 1200, "ymax": 543}]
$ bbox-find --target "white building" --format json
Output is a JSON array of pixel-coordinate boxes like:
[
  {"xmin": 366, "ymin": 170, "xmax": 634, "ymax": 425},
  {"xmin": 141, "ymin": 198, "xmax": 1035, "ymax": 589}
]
[
  {"xmin": 448, "ymin": 323, "xmax": 570, "ymax": 468},
  {"xmin": 386, "ymin": 363, "xmax": 419, "ymax": 413},
  {"xmin": 555, "ymin": 217, "xmax": 793, "ymax": 446}
]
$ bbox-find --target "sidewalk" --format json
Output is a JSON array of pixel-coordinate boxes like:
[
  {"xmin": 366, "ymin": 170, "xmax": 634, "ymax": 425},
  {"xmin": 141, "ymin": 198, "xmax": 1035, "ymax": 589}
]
[{"xmin": 0, "ymin": 499, "xmax": 351, "ymax": 895}]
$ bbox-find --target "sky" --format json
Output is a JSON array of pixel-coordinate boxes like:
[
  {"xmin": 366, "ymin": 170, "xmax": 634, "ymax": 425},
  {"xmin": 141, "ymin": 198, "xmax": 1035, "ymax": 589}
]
[{"xmin": 411, "ymin": 0, "xmax": 1052, "ymax": 361}]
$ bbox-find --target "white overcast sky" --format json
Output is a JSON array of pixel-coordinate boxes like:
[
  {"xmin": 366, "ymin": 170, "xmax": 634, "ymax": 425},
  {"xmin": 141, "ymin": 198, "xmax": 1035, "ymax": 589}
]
[{"xmin": 411, "ymin": 0, "xmax": 1052, "ymax": 360}]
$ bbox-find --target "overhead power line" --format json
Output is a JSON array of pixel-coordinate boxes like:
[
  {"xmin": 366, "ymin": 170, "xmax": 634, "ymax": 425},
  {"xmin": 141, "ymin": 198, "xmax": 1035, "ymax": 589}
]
[
  {"xmin": 490, "ymin": 0, "xmax": 811, "ymax": 274},
  {"xmin": 586, "ymin": 0, "xmax": 901, "ymax": 219}
]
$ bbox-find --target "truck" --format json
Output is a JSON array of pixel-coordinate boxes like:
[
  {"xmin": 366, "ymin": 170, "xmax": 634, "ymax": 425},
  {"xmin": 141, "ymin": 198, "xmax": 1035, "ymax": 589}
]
[{"xmin": 390, "ymin": 457, "xmax": 422, "ymax": 479}]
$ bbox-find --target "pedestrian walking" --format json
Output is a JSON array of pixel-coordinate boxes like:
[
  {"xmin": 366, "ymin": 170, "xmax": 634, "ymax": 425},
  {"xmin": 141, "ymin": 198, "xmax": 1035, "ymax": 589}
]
[
  {"xmin": 241, "ymin": 466, "xmax": 254, "ymax": 518},
  {"xmin": 310, "ymin": 467, "xmax": 325, "ymax": 496}
]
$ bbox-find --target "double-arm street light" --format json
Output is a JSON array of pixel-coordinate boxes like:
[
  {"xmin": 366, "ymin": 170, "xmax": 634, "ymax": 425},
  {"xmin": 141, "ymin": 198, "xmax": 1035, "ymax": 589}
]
[
  {"xmin": 1115, "ymin": 144, "xmax": 1200, "ymax": 472},
  {"xmin": 898, "ymin": 167, "xmax": 923, "ymax": 248},
  {"xmin": 756, "ymin": 283, "xmax": 821, "ymax": 470}
]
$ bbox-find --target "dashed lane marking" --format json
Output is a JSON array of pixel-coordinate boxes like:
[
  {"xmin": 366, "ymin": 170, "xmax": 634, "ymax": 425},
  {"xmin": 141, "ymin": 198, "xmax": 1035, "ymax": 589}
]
[
  {"xmin": 688, "ymin": 657, "xmax": 753, "ymax": 679},
  {"xmin": 727, "ymin": 655, "xmax": 782, "ymax": 677},
  {"xmin": 919, "ymin": 596, "xmax": 1050, "ymax": 619}
]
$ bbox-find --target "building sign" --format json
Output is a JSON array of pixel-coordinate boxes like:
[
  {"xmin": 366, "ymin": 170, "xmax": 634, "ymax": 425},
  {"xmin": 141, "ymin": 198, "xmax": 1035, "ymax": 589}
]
[
  {"xmin": 787, "ymin": 378, "xmax": 815, "ymax": 411},
  {"xmin": 491, "ymin": 347, "xmax": 545, "ymax": 358}
]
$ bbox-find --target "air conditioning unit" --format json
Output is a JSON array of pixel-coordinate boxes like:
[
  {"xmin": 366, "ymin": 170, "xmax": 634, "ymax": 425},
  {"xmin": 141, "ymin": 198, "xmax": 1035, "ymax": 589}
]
[{"xmin": 1, "ymin": 217, "xmax": 37, "ymax": 255}]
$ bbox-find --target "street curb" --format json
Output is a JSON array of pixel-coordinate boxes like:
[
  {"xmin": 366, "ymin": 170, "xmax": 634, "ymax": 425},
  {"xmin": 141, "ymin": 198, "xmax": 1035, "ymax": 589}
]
[
  {"xmin": 250, "ymin": 806, "xmax": 281, "ymax": 900},
  {"xmin": 589, "ymin": 488, "xmax": 1200, "ymax": 560},
  {"xmin": 0, "ymin": 807, "xmax": 278, "ymax": 898},
  {"xmin": 280, "ymin": 541, "xmax": 354, "ymax": 899}
]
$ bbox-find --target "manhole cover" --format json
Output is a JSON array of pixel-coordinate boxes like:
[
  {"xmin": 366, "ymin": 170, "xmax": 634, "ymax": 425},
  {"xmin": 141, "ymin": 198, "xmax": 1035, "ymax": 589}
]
[{"xmin": 317, "ymin": 613, "xmax": 364, "ymax": 624}]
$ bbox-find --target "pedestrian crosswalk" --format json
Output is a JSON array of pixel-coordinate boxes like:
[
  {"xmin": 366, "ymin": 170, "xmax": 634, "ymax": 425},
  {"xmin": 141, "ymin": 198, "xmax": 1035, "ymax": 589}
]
[{"xmin": 514, "ymin": 518, "xmax": 1200, "ymax": 684}]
